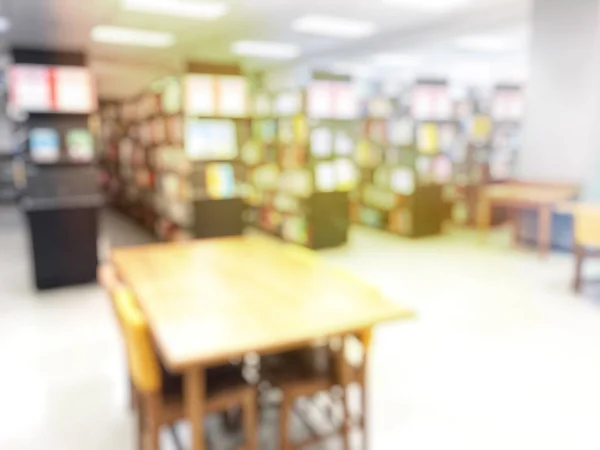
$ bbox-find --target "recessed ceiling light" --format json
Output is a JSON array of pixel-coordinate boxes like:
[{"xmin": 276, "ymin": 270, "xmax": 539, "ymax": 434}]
[
  {"xmin": 373, "ymin": 53, "xmax": 421, "ymax": 67},
  {"xmin": 91, "ymin": 26, "xmax": 175, "ymax": 48},
  {"xmin": 382, "ymin": 0, "xmax": 470, "ymax": 13},
  {"xmin": 231, "ymin": 40, "xmax": 300, "ymax": 60},
  {"xmin": 122, "ymin": 0, "xmax": 229, "ymax": 19},
  {"xmin": 455, "ymin": 34, "xmax": 521, "ymax": 52},
  {"xmin": 0, "ymin": 17, "xmax": 11, "ymax": 33},
  {"xmin": 293, "ymin": 14, "xmax": 376, "ymax": 39}
]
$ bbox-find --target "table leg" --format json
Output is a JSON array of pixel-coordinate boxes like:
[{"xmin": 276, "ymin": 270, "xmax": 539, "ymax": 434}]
[
  {"xmin": 361, "ymin": 352, "xmax": 369, "ymax": 450},
  {"xmin": 477, "ymin": 196, "xmax": 491, "ymax": 244},
  {"xmin": 538, "ymin": 206, "xmax": 551, "ymax": 259},
  {"xmin": 573, "ymin": 244, "xmax": 585, "ymax": 293},
  {"xmin": 510, "ymin": 208, "xmax": 519, "ymax": 248},
  {"xmin": 339, "ymin": 336, "xmax": 350, "ymax": 450},
  {"xmin": 185, "ymin": 366, "xmax": 206, "ymax": 450}
]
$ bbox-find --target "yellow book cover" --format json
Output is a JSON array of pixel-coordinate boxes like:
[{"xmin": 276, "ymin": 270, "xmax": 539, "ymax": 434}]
[
  {"xmin": 418, "ymin": 123, "xmax": 439, "ymax": 154},
  {"xmin": 472, "ymin": 115, "xmax": 492, "ymax": 141},
  {"xmin": 206, "ymin": 163, "xmax": 222, "ymax": 199},
  {"xmin": 293, "ymin": 115, "xmax": 308, "ymax": 144}
]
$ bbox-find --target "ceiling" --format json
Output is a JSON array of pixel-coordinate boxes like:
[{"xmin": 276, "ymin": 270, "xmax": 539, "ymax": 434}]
[{"xmin": 1, "ymin": 0, "xmax": 532, "ymax": 98}]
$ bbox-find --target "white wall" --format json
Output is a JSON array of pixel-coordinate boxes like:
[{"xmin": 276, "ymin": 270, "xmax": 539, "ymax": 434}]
[{"xmin": 519, "ymin": 0, "xmax": 600, "ymax": 183}]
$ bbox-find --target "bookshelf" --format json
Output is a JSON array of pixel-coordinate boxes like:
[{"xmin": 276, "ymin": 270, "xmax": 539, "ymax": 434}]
[
  {"xmin": 242, "ymin": 76, "xmax": 359, "ymax": 249},
  {"xmin": 449, "ymin": 84, "xmax": 523, "ymax": 225},
  {"xmin": 11, "ymin": 49, "xmax": 101, "ymax": 289},
  {"xmin": 108, "ymin": 66, "xmax": 250, "ymax": 241},
  {"xmin": 351, "ymin": 81, "xmax": 454, "ymax": 237}
]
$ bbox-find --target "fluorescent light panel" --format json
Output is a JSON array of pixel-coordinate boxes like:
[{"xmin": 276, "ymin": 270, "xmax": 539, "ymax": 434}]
[
  {"xmin": 382, "ymin": 0, "xmax": 470, "ymax": 13},
  {"xmin": 231, "ymin": 40, "xmax": 300, "ymax": 59},
  {"xmin": 293, "ymin": 14, "xmax": 376, "ymax": 39},
  {"xmin": 91, "ymin": 26, "xmax": 175, "ymax": 48},
  {"xmin": 122, "ymin": 0, "xmax": 229, "ymax": 19},
  {"xmin": 455, "ymin": 34, "xmax": 521, "ymax": 52}
]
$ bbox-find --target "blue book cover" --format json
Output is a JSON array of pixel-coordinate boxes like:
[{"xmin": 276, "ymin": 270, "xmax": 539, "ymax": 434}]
[{"xmin": 30, "ymin": 128, "xmax": 60, "ymax": 163}]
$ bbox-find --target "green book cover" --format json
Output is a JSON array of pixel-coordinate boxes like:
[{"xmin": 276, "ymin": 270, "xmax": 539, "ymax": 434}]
[{"xmin": 66, "ymin": 129, "xmax": 94, "ymax": 161}]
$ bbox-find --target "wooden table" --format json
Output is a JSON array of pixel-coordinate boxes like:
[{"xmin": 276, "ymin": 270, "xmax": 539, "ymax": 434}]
[
  {"xmin": 477, "ymin": 183, "xmax": 578, "ymax": 257},
  {"xmin": 112, "ymin": 235, "xmax": 413, "ymax": 450}
]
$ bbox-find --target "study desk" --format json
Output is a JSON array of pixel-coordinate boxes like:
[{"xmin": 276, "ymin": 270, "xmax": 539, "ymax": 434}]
[
  {"xmin": 112, "ymin": 235, "xmax": 413, "ymax": 450},
  {"xmin": 477, "ymin": 183, "xmax": 578, "ymax": 257}
]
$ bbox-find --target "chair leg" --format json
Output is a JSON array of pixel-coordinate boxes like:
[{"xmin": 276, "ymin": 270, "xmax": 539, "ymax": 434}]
[
  {"xmin": 130, "ymin": 377, "xmax": 138, "ymax": 411},
  {"xmin": 573, "ymin": 245, "xmax": 585, "ymax": 293},
  {"xmin": 361, "ymin": 383, "xmax": 368, "ymax": 450},
  {"xmin": 280, "ymin": 395, "xmax": 292, "ymax": 450},
  {"xmin": 141, "ymin": 394, "xmax": 160, "ymax": 450},
  {"xmin": 242, "ymin": 390, "xmax": 258, "ymax": 450},
  {"xmin": 138, "ymin": 406, "xmax": 145, "ymax": 450},
  {"xmin": 339, "ymin": 388, "xmax": 350, "ymax": 450}
]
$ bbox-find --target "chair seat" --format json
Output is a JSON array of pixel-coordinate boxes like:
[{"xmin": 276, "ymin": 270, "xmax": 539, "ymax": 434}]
[{"xmin": 161, "ymin": 363, "xmax": 247, "ymax": 401}]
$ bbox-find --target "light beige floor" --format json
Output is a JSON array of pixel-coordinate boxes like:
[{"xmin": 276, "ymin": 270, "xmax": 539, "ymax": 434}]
[{"xmin": 2, "ymin": 206, "xmax": 600, "ymax": 449}]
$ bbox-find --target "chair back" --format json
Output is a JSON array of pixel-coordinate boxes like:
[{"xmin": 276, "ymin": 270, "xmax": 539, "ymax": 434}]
[
  {"xmin": 574, "ymin": 205, "xmax": 600, "ymax": 248},
  {"xmin": 98, "ymin": 264, "xmax": 123, "ymax": 329},
  {"xmin": 113, "ymin": 288, "xmax": 162, "ymax": 394}
]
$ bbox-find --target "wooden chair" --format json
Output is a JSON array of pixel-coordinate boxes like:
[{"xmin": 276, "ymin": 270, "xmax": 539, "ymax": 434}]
[
  {"xmin": 103, "ymin": 266, "xmax": 258, "ymax": 450},
  {"xmin": 98, "ymin": 264, "xmax": 138, "ymax": 410},
  {"xmin": 261, "ymin": 330, "xmax": 372, "ymax": 450},
  {"xmin": 572, "ymin": 205, "xmax": 600, "ymax": 293}
]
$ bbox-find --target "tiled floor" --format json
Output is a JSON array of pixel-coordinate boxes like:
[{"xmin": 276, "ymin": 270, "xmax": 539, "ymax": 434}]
[{"xmin": 2, "ymin": 205, "xmax": 600, "ymax": 449}]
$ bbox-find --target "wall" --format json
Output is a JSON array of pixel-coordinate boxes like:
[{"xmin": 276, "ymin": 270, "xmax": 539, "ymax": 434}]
[{"xmin": 519, "ymin": 0, "xmax": 600, "ymax": 185}]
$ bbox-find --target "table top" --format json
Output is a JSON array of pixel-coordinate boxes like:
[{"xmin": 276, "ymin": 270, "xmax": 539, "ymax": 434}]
[
  {"xmin": 111, "ymin": 236, "xmax": 413, "ymax": 372},
  {"xmin": 483, "ymin": 183, "xmax": 578, "ymax": 207}
]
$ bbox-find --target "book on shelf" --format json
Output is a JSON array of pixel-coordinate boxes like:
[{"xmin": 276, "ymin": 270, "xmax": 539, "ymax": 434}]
[
  {"xmin": 390, "ymin": 167, "xmax": 415, "ymax": 195},
  {"xmin": 185, "ymin": 75, "xmax": 216, "ymax": 116},
  {"xmin": 252, "ymin": 163, "xmax": 279, "ymax": 191},
  {"xmin": 253, "ymin": 92, "xmax": 272, "ymax": 117},
  {"xmin": 185, "ymin": 119, "xmax": 238, "ymax": 161},
  {"xmin": 335, "ymin": 159, "xmax": 357, "ymax": 191},
  {"xmin": 282, "ymin": 216, "xmax": 309, "ymax": 245},
  {"xmin": 218, "ymin": 76, "xmax": 249, "ymax": 118},
  {"xmin": 162, "ymin": 78, "xmax": 182, "ymax": 114},
  {"xmin": 310, "ymin": 128, "xmax": 333, "ymax": 158},
  {"xmin": 206, "ymin": 163, "xmax": 236, "ymax": 199},
  {"xmin": 29, "ymin": 128, "xmax": 60, "ymax": 163},
  {"xmin": 388, "ymin": 118, "xmax": 414, "ymax": 146},
  {"xmin": 432, "ymin": 156, "xmax": 453, "ymax": 184},
  {"xmin": 417, "ymin": 123, "xmax": 439, "ymax": 154},
  {"xmin": 315, "ymin": 162, "xmax": 336, "ymax": 192},
  {"xmin": 334, "ymin": 130, "xmax": 354, "ymax": 156},
  {"xmin": 66, "ymin": 129, "xmax": 94, "ymax": 162},
  {"xmin": 275, "ymin": 91, "xmax": 302, "ymax": 116}
]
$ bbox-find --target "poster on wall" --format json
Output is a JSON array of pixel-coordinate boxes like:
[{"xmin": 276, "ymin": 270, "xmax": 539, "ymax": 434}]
[
  {"xmin": 307, "ymin": 81, "xmax": 333, "ymax": 119},
  {"xmin": 10, "ymin": 65, "xmax": 52, "ymax": 112},
  {"xmin": 411, "ymin": 83, "xmax": 451, "ymax": 120},
  {"xmin": 54, "ymin": 67, "xmax": 97, "ymax": 112},
  {"xmin": 185, "ymin": 119, "xmax": 237, "ymax": 161},
  {"xmin": 218, "ymin": 76, "xmax": 249, "ymax": 117},
  {"xmin": 10, "ymin": 65, "xmax": 97, "ymax": 113},
  {"xmin": 66, "ymin": 129, "xmax": 94, "ymax": 162},
  {"xmin": 29, "ymin": 128, "xmax": 60, "ymax": 163},
  {"xmin": 185, "ymin": 74, "xmax": 216, "ymax": 116}
]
